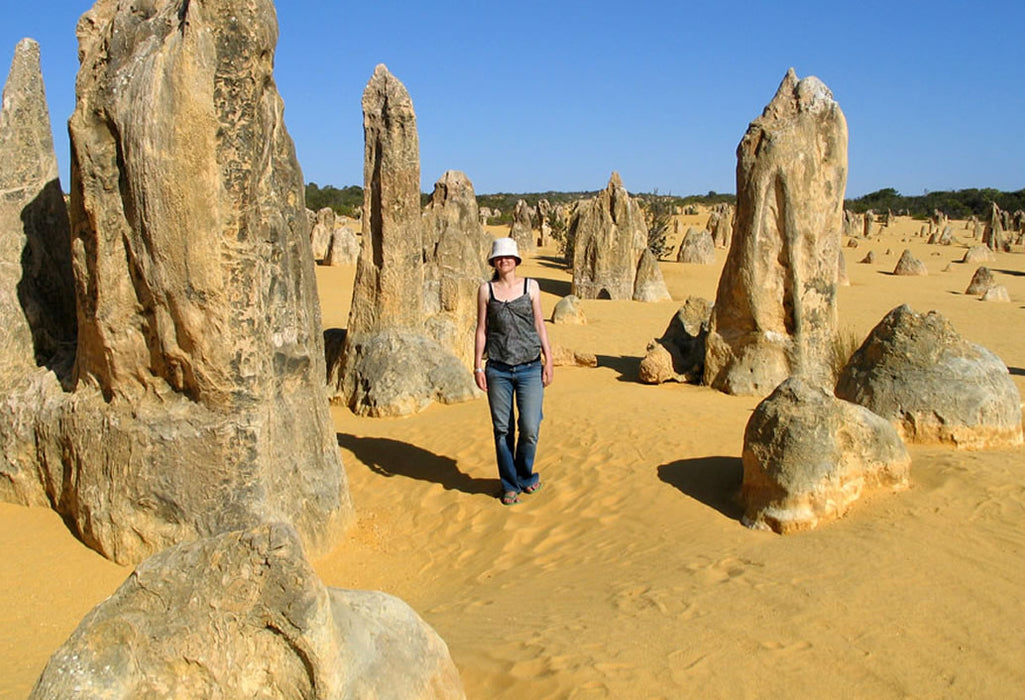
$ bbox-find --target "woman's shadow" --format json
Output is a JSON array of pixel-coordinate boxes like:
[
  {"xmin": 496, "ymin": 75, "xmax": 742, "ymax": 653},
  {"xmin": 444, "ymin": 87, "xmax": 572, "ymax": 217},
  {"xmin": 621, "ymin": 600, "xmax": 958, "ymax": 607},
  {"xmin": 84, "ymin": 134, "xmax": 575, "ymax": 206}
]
[{"xmin": 337, "ymin": 434, "xmax": 499, "ymax": 496}]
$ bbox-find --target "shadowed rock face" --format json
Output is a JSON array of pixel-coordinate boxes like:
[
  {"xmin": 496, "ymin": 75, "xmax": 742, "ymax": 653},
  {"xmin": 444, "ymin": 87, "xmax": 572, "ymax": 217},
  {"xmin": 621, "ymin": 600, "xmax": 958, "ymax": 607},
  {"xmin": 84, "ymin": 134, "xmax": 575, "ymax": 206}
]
[
  {"xmin": 570, "ymin": 172, "xmax": 648, "ymax": 300},
  {"xmin": 742, "ymin": 378, "xmax": 910, "ymax": 534},
  {"xmin": 0, "ymin": 39, "xmax": 76, "ymax": 373},
  {"xmin": 337, "ymin": 66, "xmax": 474, "ymax": 416},
  {"xmin": 835, "ymin": 305, "xmax": 1023, "ymax": 449},
  {"xmin": 0, "ymin": 0, "xmax": 352, "ymax": 564},
  {"xmin": 31, "ymin": 523, "xmax": 466, "ymax": 700},
  {"xmin": 705, "ymin": 68, "xmax": 848, "ymax": 397}
]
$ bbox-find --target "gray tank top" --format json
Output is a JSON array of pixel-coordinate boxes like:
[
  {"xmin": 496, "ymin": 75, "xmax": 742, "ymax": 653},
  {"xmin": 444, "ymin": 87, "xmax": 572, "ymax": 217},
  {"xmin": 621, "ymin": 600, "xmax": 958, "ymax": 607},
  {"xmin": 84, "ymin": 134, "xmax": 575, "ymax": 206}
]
[{"xmin": 485, "ymin": 279, "xmax": 542, "ymax": 366}]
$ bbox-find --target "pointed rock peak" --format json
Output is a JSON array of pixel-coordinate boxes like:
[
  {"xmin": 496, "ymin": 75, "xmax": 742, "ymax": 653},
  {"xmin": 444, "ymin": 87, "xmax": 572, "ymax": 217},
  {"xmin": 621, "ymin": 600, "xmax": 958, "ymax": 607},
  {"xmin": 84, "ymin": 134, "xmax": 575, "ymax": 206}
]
[
  {"xmin": 363, "ymin": 63, "xmax": 413, "ymax": 115},
  {"xmin": 607, "ymin": 171, "xmax": 623, "ymax": 190},
  {"xmin": 763, "ymin": 67, "xmax": 835, "ymax": 121}
]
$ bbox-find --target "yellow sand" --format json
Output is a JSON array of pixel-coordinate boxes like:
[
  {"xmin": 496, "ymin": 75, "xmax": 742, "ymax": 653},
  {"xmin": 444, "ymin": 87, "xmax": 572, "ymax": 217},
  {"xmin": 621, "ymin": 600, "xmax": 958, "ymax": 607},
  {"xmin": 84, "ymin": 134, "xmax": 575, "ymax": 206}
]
[{"xmin": 3, "ymin": 215, "xmax": 1024, "ymax": 699}]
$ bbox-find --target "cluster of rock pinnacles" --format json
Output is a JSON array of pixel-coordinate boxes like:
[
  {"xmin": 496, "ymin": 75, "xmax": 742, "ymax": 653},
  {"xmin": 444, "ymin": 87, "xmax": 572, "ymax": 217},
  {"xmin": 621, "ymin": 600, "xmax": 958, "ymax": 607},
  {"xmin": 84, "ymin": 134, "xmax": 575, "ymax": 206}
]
[{"xmin": 1, "ymin": 2, "xmax": 1021, "ymax": 696}]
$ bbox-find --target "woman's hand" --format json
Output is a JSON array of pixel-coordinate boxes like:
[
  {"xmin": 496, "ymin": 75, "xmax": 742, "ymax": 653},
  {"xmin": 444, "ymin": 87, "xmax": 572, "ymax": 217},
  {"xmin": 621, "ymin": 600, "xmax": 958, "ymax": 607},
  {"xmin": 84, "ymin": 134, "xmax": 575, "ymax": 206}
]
[
  {"xmin": 542, "ymin": 361, "xmax": 553, "ymax": 387},
  {"xmin": 474, "ymin": 369, "xmax": 487, "ymax": 392}
]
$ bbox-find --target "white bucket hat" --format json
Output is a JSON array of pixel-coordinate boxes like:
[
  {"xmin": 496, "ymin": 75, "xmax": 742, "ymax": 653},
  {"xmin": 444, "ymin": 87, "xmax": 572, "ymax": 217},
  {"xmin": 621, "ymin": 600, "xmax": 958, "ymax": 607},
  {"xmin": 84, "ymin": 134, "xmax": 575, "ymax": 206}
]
[{"xmin": 487, "ymin": 237, "xmax": 521, "ymax": 264}]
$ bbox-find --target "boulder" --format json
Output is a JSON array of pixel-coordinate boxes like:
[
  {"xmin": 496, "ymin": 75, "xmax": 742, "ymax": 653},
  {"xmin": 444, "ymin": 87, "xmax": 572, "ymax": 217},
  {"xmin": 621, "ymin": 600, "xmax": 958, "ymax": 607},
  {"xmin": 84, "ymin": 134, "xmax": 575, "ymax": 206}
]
[
  {"xmin": 549, "ymin": 344, "xmax": 598, "ymax": 367},
  {"xmin": 962, "ymin": 245, "xmax": 994, "ymax": 264},
  {"xmin": 632, "ymin": 248, "xmax": 672, "ymax": 302},
  {"xmin": 892, "ymin": 249, "xmax": 927, "ymax": 275},
  {"xmin": 704, "ymin": 69, "xmax": 848, "ymax": 396},
  {"xmin": 639, "ymin": 297, "xmax": 711, "ymax": 384},
  {"xmin": 421, "ymin": 170, "xmax": 491, "ymax": 370},
  {"xmin": 981, "ymin": 285, "xmax": 1010, "ymax": 303},
  {"xmin": 0, "ymin": 38, "xmax": 77, "ymax": 375},
  {"xmin": 323, "ymin": 225, "xmax": 360, "ymax": 265},
  {"xmin": 569, "ymin": 172, "xmax": 648, "ymax": 300},
  {"xmin": 741, "ymin": 378, "xmax": 911, "ymax": 534},
  {"xmin": 509, "ymin": 198, "xmax": 535, "ymax": 253},
  {"xmin": 965, "ymin": 266, "xmax": 996, "ymax": 295},
  {"xmin": 336, "ymin": 67, "xmax": 474, "ymax": 416},
  {"xmin": 1, "ymin": 2, "xmax": 352, "ymax": 563},
  {"xmin": 551, "ymin": 295, "xmax": 587, "ymax": 324},
  {"xmin": 676, "ymin": 227, "xmax": 715, "ymax": 264},
  {"xmin": 31, "ymin": 523, "xmax": 465, "ymax": 699},
  {"xmin": 858, "ymin": 250, "xmax": 876, "ymax": 264},
  {"xmin": 835, "ymin": 305, "xmax": 1023, "ymax": 449}
]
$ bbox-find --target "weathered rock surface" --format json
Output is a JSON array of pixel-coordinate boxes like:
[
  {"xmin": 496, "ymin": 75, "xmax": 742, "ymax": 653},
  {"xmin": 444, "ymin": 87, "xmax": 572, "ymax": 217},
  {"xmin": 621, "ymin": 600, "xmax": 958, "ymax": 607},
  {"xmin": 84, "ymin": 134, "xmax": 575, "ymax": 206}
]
[
  {"xmin": 1, "ymin": 3, "xmax": 352, "ymax": 564},
  {"xmin": 892, "ymin": 249, "xmax": 927, "ymax": 275},
  {"xmin": 336, "ymin": 66, "xmax": 474, "ymax": 416},
  {"xmin": 983, "ymin": 202, "xmax": 1006, "ymax": 252},
  {"xmin": 741, "ymin": 378, "xmax": 911, "ymax": 534},
  {"xmin": 704, "ymin": 69, "xmax": 848, "ymax": 396},
  {"xmin": 835, "ymin": 305, "xmax": 1023, "ymax": 449},
  {"xmin": 31, "ymin": 523, "xmax": 465, "ymax": 700},
  {"xmin": 323, "ymin": 225, "xmax": 360, "ymax": 265},
  {"xmin": 676, "ymin": 227, "xmax": 715, "ymax": 264},
  {"xmin": 0, "ymin": 38, "xmax": 76, "ymax": 373},
  {"xmin": 509, "ymin": 198, "xmax": 535, "ymax": 253},
  {"xmin": 421, "ymin": 170, "xmax": 491, "ymax": 369},
  {"xmin": 639, "ymin": 296, "xmax": 711, "ymax": 384},
  {"xmin": 965, "ymin": 266, "xmax": 996, "ymax": 295},
  {"xmin": 859, "ymin": 250, "xmax": 876, "ymax": 264},
  {"xmin": 837, "ymin": 249, "xmax": 850, "ymax": 286},
  {"xmin": 551, "ymin": 294, "xmax": 587, "ymax": 324},
  {"xmin": 632, "ymin": 248, "xmax": 672, "ymax": 302},
  {"xmin": 570, "ymin": 172, "xmax": 648, "ymax": 300}
]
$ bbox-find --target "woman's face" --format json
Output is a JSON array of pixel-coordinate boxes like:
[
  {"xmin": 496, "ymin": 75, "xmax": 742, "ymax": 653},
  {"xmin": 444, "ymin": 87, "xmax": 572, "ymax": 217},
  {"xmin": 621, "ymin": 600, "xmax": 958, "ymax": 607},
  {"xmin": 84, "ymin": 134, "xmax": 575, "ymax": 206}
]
[{"xmin": 492, "ymin": 256, "xmax": 518, "ymax": 270}]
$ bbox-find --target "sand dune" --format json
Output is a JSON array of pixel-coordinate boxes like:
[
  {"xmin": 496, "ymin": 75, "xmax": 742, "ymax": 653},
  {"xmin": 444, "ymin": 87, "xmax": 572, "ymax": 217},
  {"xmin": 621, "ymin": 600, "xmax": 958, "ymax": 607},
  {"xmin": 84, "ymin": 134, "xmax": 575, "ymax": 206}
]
[{"xmin": 2, "ymin": 215, "xmax": 1024, "ymax": 698}]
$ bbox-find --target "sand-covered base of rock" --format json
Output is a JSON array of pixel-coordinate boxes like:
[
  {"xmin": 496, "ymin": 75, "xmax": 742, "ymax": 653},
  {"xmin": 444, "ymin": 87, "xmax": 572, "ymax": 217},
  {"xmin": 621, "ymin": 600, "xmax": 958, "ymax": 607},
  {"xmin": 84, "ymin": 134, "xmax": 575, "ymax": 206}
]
[{"xmin": 2, "ymin": 214, "xmax": 1024, "ymax": 698}]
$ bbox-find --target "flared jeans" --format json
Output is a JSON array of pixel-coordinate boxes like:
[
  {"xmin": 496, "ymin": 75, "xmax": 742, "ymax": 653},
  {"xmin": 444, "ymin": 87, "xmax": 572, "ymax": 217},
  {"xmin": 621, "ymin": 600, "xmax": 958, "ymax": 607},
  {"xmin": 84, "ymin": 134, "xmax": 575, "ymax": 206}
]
[{"xmin": 485, "ymin": 358, "xmax": 543, "ymax": 494}]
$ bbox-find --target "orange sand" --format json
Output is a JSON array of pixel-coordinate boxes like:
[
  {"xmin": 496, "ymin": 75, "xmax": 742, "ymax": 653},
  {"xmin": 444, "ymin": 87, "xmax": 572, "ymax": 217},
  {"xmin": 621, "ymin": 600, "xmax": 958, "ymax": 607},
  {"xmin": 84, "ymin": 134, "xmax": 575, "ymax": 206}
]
[{"xmin": 2, "ymin": 215, "xmax": 1024, "ymax": 699}]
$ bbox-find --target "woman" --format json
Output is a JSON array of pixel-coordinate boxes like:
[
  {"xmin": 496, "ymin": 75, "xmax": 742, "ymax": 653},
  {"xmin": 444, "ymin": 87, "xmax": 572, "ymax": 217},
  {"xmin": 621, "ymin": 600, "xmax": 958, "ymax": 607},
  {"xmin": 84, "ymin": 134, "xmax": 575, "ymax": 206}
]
[{"xmin": 474, "ymin": 237, "xmax": 554, "ymax": 506}]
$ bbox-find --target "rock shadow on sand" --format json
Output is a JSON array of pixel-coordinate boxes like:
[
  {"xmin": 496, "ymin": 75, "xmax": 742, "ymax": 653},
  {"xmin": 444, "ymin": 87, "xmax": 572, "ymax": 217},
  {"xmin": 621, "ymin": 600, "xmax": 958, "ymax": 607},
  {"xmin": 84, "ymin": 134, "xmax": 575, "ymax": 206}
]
[
  {"xmin": 336, "ymin": 434, "xmax": 498, "ymax": 496},
  {"xmin": 595, "ymin": 354, "xmax": 642, "ymax": 382},
  {"xmin": 658, "ymin": 456, "xmax": 744, "ymax": 521},
  {"xmin": 534, "ymin": 276, "xmax": 572, "ymax": 298}
]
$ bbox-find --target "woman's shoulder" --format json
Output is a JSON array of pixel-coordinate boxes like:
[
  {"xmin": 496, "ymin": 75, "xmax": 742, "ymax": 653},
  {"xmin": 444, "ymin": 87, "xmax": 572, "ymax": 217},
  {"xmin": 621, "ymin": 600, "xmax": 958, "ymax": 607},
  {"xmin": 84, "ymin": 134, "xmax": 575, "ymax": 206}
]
[{"xmin": 527, "ymin": 277, "xmax": 540, "ymax": 297}]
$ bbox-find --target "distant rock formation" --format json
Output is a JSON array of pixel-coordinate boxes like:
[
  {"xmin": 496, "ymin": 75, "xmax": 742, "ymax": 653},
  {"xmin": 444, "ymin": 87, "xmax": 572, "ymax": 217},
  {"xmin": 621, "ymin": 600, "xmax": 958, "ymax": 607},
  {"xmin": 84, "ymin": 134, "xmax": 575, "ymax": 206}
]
[
  {"xmin": 676, "ymin": 227, "xmax": 715, "ymax": 264},
  {"xmin": 0, "ymin": 38, "xmax": 76, "ymax": 374},
  {"xmin": 835, "ymin": 305, "xmax": 1023, "ymax": 449},
  {"xmin": 335, "ymin": 66, "xmax": 475, "ymax": 417},
  {"xmin": 892, "ymin": 249, "xmax": 927, "ymax": 275},
  {"xmin": 842, "ymin": 209, "xmax": 861, "ymax": 238},
  {"xmin": 311, "ymin": 207, "xmax": 336, "ymax": 260},
  {"xmin": 0, "ymin": 3, "xmax": 352, "ymax": 564},
  {"xmin": 741, "ymin": 378, "xmax": 910, "ymax": 534},
  {"xmin": 509, "ymin": 198, "xmax": 535, "ymax": 253},
  {"xmin": 570, "ymin": 172, "xmax": 649, "ymax": 300},
  {"xmin": 982, "ymin": 202, "xmax": 1007, "ymax": 252},
  {"xmin": 323, "ymin": 224, "xmax": 360, "ymax": 265},
  {"xmin": 704, "ymin": 69, "xmax": 848, "ymax": 396},
  {"xmin": 858, "ymin": 250, "xmax": 876, "ymax": 264},
  {"xmin": 31, "ymin": 523, "xmax": 465, "ymax": 699},
  {"xmin": 639, "ymin": 297, "xmax": 711, "ymax": 384},
  {"xmin": 706, "ymin": 202, "xmax": 735, "ymax": 248},
  {"xmin": 421, "ymin": 169, "xmax": 491, "ymax": 370},
  {"xmin": 551, "ymin": 294, "xmax": 587, "ymax": 324}
]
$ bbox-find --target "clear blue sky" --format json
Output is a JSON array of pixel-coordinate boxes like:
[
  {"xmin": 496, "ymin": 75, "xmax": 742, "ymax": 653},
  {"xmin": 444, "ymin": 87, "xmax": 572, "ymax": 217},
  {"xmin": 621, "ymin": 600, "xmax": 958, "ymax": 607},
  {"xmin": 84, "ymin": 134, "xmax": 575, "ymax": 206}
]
[{"xmin": 2, "ymin": 0, "xmax": 1022, "ymax": 198}]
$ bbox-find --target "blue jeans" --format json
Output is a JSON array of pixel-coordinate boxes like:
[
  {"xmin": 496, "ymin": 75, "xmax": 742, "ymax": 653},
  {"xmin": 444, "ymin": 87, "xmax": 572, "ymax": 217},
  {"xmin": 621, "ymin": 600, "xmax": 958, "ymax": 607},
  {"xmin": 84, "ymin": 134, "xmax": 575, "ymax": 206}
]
[{"xmin": 486, "ymin": 358, "xmax": 543, "ymax": 494}]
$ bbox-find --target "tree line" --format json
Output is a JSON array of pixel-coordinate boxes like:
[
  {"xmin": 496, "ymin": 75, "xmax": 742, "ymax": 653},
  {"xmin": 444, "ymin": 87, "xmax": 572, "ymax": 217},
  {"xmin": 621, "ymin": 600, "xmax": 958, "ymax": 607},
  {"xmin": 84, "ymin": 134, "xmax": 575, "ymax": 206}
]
[{"xmin": 306, "ymin": 182, "xmax": 1024, "ymax": 222}]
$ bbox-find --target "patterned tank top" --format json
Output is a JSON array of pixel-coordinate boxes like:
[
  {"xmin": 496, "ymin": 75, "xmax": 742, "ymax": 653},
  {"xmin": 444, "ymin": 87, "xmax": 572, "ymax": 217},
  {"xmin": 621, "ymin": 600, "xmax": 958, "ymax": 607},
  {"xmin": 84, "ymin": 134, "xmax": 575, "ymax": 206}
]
[{"xmin": 485, "ymin": 279, "xmax": 542, "ymax": 366}]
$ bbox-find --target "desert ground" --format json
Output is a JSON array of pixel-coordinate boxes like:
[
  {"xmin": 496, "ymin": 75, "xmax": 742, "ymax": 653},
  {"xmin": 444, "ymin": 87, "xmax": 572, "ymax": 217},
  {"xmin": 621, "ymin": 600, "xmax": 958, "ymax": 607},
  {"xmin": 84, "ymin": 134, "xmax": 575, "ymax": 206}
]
[{"xmin": 2, "ymin": 212, "xmax": 1024, "ymax": 699}]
